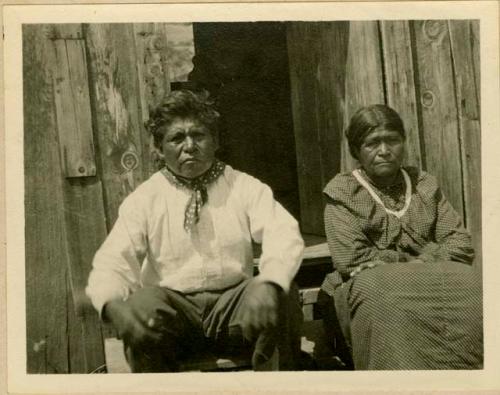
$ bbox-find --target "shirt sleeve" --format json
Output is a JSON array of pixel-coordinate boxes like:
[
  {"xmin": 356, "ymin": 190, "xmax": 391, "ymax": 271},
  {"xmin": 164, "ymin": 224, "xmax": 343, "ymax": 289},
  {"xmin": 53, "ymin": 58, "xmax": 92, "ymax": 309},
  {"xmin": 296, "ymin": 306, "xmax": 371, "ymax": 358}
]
[
  {"xmin": 433, "ymin": 186, "xmax": 475, "ymax": 264},
  {"xmin": 240, "ymin": 175, "xmax": 304, "ymax": 293},
  {"xmin": 85, "ymin": 195, "xmax": 148, "ymax": 317},
  {"xmin": 324, "ymin": 200, "xmax": 400, "ymax": 281}
]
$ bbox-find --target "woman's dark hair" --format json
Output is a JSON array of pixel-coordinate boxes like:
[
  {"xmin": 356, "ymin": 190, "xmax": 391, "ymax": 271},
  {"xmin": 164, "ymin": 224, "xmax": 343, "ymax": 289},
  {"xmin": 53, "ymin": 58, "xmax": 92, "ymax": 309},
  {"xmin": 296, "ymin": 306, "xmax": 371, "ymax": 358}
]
[
  {"xmin": 146, "ymin": 89, "xmax": 219, "ymax": 149},
  {"xmin": 345, "ymin": 104, "xmax": 405, "ymax": 160}
]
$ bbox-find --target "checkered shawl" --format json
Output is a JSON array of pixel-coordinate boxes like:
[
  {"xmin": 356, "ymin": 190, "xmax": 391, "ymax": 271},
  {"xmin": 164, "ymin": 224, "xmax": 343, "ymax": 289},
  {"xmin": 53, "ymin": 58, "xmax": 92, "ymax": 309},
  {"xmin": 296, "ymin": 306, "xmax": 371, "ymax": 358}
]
[{"xmin": 321, "ymin": 167, "xmax": 474, "ymax": 295}]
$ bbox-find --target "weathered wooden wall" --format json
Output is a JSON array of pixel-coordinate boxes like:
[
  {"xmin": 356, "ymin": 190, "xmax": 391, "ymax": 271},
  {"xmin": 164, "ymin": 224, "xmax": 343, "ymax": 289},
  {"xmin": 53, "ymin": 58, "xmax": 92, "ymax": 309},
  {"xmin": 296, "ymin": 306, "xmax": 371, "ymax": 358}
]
[
  {"xmin": 287, "ymin": 20, "xmax": 482, "ymax": 266},
  {"xmin": 24, "ymin": 23, "xmax": 170, "ymax": 373}
]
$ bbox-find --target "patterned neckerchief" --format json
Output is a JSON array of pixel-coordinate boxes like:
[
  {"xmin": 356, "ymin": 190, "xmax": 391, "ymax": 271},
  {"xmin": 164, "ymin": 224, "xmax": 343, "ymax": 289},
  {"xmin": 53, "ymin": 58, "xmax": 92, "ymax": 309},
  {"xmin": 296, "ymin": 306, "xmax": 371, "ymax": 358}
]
[{"xmin": 161, "ymin": 160, "xmax": 226, "ymax": 232}]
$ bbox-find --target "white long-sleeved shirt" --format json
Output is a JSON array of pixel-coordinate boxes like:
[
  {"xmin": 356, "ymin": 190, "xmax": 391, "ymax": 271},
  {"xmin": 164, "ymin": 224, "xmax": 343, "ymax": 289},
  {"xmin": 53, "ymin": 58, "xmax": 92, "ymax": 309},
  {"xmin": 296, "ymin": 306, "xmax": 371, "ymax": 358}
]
[{"xmin": 86, "ymin": 165, "xmax": 304, "ymax": 314}]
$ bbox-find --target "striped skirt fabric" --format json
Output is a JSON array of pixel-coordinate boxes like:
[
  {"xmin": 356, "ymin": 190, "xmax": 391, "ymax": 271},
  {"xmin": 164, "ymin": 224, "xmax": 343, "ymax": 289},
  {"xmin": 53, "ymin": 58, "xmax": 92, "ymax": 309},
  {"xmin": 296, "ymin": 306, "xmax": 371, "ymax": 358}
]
[{"xmin": 331, "ymin": 260, "xmax": 483, "ymax": 370}]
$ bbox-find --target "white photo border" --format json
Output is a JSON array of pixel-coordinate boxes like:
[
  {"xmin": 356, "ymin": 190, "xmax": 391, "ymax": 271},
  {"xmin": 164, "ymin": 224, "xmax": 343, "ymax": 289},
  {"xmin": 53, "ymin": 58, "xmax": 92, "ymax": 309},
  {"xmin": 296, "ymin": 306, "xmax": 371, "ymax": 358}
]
[{"xmin": 4, "ymin": 1, "xmax": 500, "ymax": 393}]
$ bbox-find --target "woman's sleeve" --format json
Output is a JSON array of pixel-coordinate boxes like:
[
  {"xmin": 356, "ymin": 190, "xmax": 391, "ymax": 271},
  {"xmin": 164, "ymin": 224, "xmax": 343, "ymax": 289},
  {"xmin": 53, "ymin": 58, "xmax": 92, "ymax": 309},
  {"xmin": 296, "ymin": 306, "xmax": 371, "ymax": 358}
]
[
  {"xmin": 85, "ymin": 195, "xmax": 148, "ymax": 316},
  {"xmin": 324, "ymin": 199, "xmax": 400, "ymax": 280},
  {"xmin": 434, "ymin": 187, "xmax": 475, "ymax": 264}
]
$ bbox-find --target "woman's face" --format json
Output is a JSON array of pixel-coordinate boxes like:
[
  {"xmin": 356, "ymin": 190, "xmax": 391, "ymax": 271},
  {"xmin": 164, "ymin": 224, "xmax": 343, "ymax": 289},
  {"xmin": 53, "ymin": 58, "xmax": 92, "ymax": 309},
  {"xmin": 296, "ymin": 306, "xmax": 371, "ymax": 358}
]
[
  {"xmin": 357, "ymin": 126, "xmax": 405, "ymax": 184},
  {"xmin": 160, "ymin": 117, "xmax": 217, "ymax": 179}
]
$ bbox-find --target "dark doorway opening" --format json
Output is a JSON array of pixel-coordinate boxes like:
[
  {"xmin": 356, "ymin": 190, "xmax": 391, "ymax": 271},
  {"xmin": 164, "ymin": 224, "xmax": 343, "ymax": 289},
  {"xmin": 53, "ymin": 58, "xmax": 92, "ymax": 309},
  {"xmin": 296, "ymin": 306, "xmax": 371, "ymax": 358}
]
[{"xmin": 186, "ymin": 22, "xmax": 301, "ymax": 221}]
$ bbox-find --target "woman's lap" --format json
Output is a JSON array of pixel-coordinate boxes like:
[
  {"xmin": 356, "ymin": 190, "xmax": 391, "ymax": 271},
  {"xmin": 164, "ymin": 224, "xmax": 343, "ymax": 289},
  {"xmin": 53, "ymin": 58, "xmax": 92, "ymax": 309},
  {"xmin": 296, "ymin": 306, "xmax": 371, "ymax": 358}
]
[{"xmin": 339, "ymin": 260, "xmax": 483, "ymax": 369}]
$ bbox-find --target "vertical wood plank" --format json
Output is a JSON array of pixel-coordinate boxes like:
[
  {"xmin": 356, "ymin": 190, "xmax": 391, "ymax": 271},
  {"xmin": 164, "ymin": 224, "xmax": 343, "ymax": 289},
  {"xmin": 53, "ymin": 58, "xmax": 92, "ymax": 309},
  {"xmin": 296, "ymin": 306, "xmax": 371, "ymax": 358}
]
[
  {"xmin": 448, "ymin": 20, "xmax": 482, "ymax": 266},
  {"xmin": 380, "ymin": 20, "xmax": 423, "ymax": 169},
  {"xmin": 287, "ymin": 22, "xmax": 326, "ymax": 234},
  {"xmin": 85, "ymin": 24, "xmax": 150, "ymax": 229},
  {"xmin": 62, "ymin": 177, "xmax": 107, "ymax": 372},
  {"xmin": 134, "ymin": 23, "xmax": 171, "ymax": 176},
  {"xmin": 66, "ymin": 273, "xmax": 86, "ymax": 373},
  {"xmin": 343, "ymin": 21, "xmax": 386, "ymax": 171},
  {"xmin": 52, "ymin": 24, "xmax": 107, "ymax": 373},
  {"xmin": 412, "ymin": 20, "xmax": 465, "ymax": 217},
  {"xmin": 53, "ymin": 35, "xmax": 97, "ymax": 177},
  {"xmin": 470, "ymin": 21, "xmax": 480, "ymax": 107},
  {"xmin": 286, "ymin": 21, "xmax": 354, "ymax": 235},
  {"xmin": 46, "ymin": 23, "xmax": 84, "ymax": 39},
  {"xmin": 23, "ymin": 25, "xmax": 70, "ymax": 374},
  {"xmin": 317, "ymin": 22, "xmax": 350, "ymax": 186}
]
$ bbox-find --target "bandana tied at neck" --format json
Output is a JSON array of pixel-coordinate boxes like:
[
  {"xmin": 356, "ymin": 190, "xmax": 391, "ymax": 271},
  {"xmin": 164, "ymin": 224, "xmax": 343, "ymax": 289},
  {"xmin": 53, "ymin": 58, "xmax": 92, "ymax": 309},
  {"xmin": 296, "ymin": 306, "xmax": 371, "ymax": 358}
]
[{"xmin": 161, "ymin": 160, "xmax": 226, "ymax": 232}]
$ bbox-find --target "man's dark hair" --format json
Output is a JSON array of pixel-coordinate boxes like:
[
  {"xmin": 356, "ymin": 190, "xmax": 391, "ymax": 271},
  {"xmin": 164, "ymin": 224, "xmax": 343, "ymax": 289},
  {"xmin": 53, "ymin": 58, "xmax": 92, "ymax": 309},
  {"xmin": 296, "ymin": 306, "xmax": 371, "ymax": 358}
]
[{"xmin": 146, "ymin": 89, "xmax": 219, "ymax": 150}]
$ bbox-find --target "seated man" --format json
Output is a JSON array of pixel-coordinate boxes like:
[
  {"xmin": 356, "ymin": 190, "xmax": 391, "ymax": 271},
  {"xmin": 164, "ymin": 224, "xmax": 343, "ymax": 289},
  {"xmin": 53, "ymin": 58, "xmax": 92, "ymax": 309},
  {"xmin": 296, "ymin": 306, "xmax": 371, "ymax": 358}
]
[{"xmin": 86, "ymin": 89, "xmax": 304, "ymax": 372}]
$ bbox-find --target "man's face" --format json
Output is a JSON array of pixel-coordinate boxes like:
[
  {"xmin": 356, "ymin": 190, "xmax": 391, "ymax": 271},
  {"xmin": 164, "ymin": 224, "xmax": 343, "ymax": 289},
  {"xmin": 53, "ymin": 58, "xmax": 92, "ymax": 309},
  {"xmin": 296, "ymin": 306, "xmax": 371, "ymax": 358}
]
[
  {"xmin": 160, "ymin": 117, "xmax": 217, "ymax": 179},
  {"xmin": 358, "ymin": 127, "xmax": 405, "ymax": 184}
]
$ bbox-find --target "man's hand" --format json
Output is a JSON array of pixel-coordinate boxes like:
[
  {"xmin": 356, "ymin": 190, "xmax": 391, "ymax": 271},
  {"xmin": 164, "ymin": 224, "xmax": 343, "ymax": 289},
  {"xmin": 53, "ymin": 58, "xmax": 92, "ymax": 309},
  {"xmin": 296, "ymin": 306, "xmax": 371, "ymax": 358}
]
[
  {"xmin": 103, "ymin": 299, "xmax": 163, "ymax": 347},
  {"xmin": 239, "ymin": 280, "xmax": 281, "ymax": 341}
]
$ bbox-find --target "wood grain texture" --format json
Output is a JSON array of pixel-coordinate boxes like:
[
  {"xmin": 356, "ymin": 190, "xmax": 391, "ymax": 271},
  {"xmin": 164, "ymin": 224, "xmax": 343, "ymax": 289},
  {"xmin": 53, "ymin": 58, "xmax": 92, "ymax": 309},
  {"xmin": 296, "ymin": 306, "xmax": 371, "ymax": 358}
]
[
  {"xmin": 343, "ymin": 21, "xmax": 386, "ymax": 171},
  {"xmin": 412, "ymin": 20, "xmax": 465, "ymax": 217},
  {"xmin": 316, "ymin": 22, "xmax": 349, "ymax": 187},
  {"xmin": 470, "ymin": 20, "xmax": 480, "ymax": 107},
  {"xmin": 85, "ymin": 24, "xmax": 149, "ymax": 229},
  {"xmin": 25, "ymin": 24, "xmax": 106, "ymax": 373},
  {"xmin": 66, "ymin": 274, "xmax": 84, "ymax": 373},
  {"xmin": 133, "ymin": 23, "xmax": 171, "ymax": 176},
  {"xmin": 62, "ymin": 177, "xmax": 107, "ymax": 373},
  {"xmin": 448, "ymin": 20, "xmax": 482, "ymax": 266},
  {"xmin": 287, "ymin": 22, "xmax": 326, "ymax": 234},
  {"xmin": 23, "ymin": 25, "xmax": 70, "ymax": 373},
  {"xmin": 53, "ymin": 34, "xmax": 97, "ymax": 177},
  {"xmin": 54, "ymin": 25, "xmax": 107, "ymax": 373},
  {"xmin": 380, "ymin": 20, "xmax": 422, "ymax": 169},
  {"xmin": 47, "ymin": 24, "xmax": 84, "ymax": 39}
]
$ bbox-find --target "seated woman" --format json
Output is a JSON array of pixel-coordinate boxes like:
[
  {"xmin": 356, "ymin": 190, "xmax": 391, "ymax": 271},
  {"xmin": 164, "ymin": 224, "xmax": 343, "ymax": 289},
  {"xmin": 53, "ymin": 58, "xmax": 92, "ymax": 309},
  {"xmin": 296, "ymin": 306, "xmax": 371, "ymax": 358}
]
[{"xmin": 317, "ymin": 104, "xmax": 483, "ymax": 370}]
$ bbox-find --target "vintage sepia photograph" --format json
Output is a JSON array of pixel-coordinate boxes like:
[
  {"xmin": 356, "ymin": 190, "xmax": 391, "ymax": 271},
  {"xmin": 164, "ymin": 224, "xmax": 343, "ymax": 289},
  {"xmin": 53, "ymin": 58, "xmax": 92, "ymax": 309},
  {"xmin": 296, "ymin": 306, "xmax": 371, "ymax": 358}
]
[{"xmin": 4, "ymin": 1, "xmax": 500, "ymax": 393}]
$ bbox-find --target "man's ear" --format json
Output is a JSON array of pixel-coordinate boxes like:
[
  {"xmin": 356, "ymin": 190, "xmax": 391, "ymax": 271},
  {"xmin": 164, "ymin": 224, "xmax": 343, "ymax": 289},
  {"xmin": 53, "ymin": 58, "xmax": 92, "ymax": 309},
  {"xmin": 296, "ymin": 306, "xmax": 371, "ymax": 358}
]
[
  {"xmin": 152, "ymin": 144, "xmax": 165, "ymax": 160},
  {"xmin": 213, "ymin": 131, "xmax": 220, "ymax": 150}
]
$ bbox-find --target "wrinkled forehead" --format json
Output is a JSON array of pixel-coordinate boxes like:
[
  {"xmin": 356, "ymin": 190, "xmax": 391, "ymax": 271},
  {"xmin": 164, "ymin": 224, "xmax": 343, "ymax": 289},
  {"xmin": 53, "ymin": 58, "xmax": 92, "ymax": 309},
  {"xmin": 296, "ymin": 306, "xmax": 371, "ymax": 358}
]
[
  {"xmin": 161, "ymin": 116, "xmax": 213, "ymax": 135},
  {"xmin": 363, "ymin": 126, "xmax": 404, "ymax": 142}
]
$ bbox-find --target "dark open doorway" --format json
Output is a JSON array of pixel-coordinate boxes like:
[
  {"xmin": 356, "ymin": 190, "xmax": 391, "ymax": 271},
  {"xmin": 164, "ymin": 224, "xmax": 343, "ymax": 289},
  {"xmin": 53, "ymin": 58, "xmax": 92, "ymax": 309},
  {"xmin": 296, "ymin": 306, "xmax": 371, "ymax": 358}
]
[{"xmin": 187, "ymin": 22, "xmax": 301, "ymax": 221}]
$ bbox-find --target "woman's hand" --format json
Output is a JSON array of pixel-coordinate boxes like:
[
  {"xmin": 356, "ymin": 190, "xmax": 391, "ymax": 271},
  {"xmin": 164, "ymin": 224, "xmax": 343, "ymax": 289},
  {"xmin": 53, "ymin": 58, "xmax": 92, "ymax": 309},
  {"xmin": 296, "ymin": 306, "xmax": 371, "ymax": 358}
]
[
  {"xmin": 239, "ymin": 280, "xmax": 281, "ymax": 341},
  {"xmin": 350, "ymin": 260, "xmax": 387, "ymax": 278},
  {"xmin": 103, "ymin": 299, "xmax": 163, "ymax": 347},
  {"xmin": 414, "ymin": 242, "xmax": 448, "ymax": 263}
]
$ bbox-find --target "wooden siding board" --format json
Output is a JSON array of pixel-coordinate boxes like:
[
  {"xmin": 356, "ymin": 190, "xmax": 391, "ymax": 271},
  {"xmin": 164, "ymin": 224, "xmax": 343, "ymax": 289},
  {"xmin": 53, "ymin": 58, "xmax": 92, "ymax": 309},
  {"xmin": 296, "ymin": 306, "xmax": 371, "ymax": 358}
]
[
  {"xmin": 448, "ymin": 20, "xmax": 482, "ymax": 266},
  {"xmin": 287, "ymin": 23, "xmax": 325, "ymax": 234},
  {"xmin": 53, "ymin": 37, "xmax": 97, "ymax": 178},
  {"xmin": 67, "ymin": 273, "xmax": 87, "ymax": 373},
  {"xmin": 85, "ymin": 24, "xmax": 149, "ymax": 229},
  {"xmin": 343, "ymin": 21, "xmax": 386, "ymax": 171},
  {"xmin": 470, "ymin": 21, "xmax": 480, "ymax": 107},
  {"xmin": 23, "ymin": 25, "xmax": 70, "ymax": 374},
  {"xmin": 317, "ymin": 22, "xmax": 349, "ymax": 185},
  {"xmin": 49, "ymin": 24, "xmax": 84, "ymax": 39},
  {"xmin": 133, "ymin": 23, "xmax": 171, "ymax": 177},
  {"xmin": 62, "ymin": 177, "xmax": 107, "ymax": 372},
  {"xmin": 380, "ymin": 20, "xmax": 423, "ymax": 169},
  {"xmin": 412, "ymin": 20, "xmax": 465, "ymax": 216}
]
